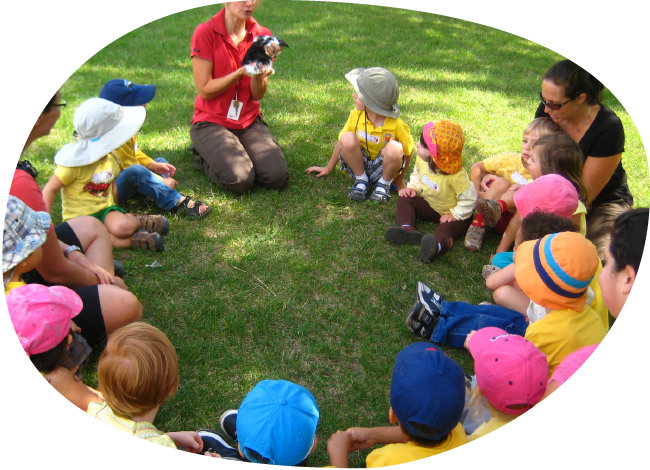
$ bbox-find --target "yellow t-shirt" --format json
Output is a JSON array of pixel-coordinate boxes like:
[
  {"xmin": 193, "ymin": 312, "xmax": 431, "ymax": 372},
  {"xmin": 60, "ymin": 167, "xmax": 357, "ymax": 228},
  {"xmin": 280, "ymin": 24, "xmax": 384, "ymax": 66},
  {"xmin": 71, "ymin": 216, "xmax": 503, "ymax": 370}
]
[
  {"xmin": 54, "ymin": 154, "xmax": 121, "ymax": 222},
  {"xmin": 338, "ymin": 109, "xmax": 414, "ymax": 161},
  {"xmin": 468, "ymin": 414, "xmax": 517, "ymax": 442},
  {"xmin": 407, "ymin": 156, "xmax": 472, "ymax": 216},
  {"xmin": 482, "ymin": 152, "xmax": 532, "ymax": 184},
  {"xmin": 589, "ymin": 260, "xmax": 608, "ymax": 331},
  {"xmin": 4, "ymin": 279, "xmax": 26, "ymax": 296},
  {"xmin": 112, "ymin": 136, "xmax": 158, "ymax": 173},
  {"xmin": 365, "ymin": 423, "xmax": 467, "ymax": 467},
  {"xmin": 524, "ymin": 304, "xmax": 606, "ymax": 377},
  {"xmin": 575, "ymin": 201, "xmax": 587, "ymax": 236},
  {"xmin": 87, "ymin": 401, "xmax": 176, "ymax": 449}
]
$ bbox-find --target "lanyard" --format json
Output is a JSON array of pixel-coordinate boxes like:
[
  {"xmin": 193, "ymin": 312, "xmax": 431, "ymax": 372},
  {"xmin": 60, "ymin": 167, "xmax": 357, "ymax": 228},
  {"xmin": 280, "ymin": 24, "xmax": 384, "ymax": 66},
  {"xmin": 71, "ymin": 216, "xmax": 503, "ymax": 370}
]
[{"xmin": 226, "ymin": 46, "xmax": 241, "ymax": 100}]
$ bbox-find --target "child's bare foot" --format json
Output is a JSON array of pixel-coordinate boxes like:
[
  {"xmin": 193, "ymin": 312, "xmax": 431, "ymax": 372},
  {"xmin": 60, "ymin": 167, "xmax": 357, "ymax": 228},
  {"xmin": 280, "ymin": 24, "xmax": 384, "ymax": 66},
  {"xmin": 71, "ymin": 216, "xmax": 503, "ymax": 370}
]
[{"xmin": 169, "ymin": 196, "xmax": 212, "ymax": 218}]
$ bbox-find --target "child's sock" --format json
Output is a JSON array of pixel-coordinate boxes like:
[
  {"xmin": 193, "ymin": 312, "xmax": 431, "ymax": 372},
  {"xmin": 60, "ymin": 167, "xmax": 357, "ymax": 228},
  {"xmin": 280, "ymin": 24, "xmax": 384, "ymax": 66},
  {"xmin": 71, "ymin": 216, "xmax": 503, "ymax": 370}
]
[
  {"xmin": 471, "ymin": 213, "xmax": 485, "ymax": 228},
  {"xmin": 377, "ymin": 177, "xmax": 392, "ymax": 187},
  {"xmin": 496, "ymin": 200, "xmax": 508, "ymax": 214},
  {"xmin": 354, "ymin": 173, "xmax": 369, "ymax": 190}
]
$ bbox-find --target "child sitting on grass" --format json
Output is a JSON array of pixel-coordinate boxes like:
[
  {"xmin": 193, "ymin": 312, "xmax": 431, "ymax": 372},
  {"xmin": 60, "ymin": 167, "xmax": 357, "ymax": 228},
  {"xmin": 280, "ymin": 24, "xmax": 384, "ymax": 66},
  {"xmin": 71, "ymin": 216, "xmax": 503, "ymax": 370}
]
[
  {"xmin": 464, "ymin": 327, "xmax": 548, "ymax": 440},
  {"xmin": 7, "ymin": 284, "xmax": 99, "ymax": 411},
  {"xmin": 88, "ymin": 322, "xmax": 205, "ymax": 451},
  {"xmin": 384, "ymin": 120, "xmax": 477, "ymax": 263},
  {"xmin": 327, "ymin": 342, "xmax": 467, "ymax": 467},
  {"xmin": 43, "ymin": 98, "xmax": 168, "ymax": 252},
  {"xmin": 100, "ymin": 79, "xmax": 211, "ymax": 218},
  {"xmin": 464, "ymin": 117, "xmax": 562, "ymax": 251},
  {"xmin": 306, "ymin": 67, "xmax": 414, "ymax": 202},
  {"xmin": 201, "ymin": 379, "xmax": 320, "ymax": 465},
  {"xmin": 3, "ymin": 196, "xmax": 50, "ymax": 295}
]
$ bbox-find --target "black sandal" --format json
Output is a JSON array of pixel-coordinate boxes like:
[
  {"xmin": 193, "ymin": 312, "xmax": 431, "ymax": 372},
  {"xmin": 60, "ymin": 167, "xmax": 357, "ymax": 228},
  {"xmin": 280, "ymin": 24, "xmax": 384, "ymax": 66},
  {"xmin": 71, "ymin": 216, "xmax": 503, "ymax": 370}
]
[{"xmin": 169, "ymin": 196, "xmax": 212, "ymax": 218}]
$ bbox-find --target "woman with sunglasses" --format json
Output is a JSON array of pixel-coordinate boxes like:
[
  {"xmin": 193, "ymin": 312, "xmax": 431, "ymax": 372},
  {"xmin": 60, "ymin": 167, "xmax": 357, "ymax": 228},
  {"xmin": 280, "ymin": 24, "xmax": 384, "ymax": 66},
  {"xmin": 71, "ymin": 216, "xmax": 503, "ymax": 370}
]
[{"xmin": 535, "ymin": 59, "xmax": 633, "ymax": 261}]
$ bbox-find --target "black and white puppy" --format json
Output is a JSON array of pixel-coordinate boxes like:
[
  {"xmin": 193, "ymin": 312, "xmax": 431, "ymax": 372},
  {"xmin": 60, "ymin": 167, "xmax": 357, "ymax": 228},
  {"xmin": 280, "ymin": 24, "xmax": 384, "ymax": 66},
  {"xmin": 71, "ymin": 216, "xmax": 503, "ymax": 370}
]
[{"xmin": 242, "ymin": 35, "xmax": 289, "ymax": 76}]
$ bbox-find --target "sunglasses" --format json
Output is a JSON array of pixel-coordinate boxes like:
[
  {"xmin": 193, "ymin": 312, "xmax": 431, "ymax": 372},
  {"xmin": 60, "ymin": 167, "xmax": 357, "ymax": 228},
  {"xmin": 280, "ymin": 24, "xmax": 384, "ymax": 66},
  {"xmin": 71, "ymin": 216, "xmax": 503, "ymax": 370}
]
[
  {"xmin": 538, "ymin": 92, "xmax": 572, "ymax": 111},
  {"xmin": 51, "ymin": 97, "xmax": 67, "ymax": 108}
]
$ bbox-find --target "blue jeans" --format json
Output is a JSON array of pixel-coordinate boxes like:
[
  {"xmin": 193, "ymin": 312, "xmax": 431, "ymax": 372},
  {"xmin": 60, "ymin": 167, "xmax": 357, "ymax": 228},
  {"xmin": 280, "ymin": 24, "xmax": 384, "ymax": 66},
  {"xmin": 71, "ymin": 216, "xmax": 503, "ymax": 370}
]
[
  {"xmin": 429, "ymin": 301, "xmax": 529, "ymax": 348},
  {"xmin": 116, "ymin": 161, "xmax": 182, "ymax": 211}
]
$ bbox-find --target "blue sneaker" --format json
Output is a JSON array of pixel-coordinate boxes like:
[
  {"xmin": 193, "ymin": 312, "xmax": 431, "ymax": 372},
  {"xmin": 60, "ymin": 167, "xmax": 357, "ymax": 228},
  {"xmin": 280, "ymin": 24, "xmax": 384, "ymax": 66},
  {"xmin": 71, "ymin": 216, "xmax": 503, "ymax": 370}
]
[
  {"xmin": 197, "ymin": 429, "xmax": 244, "ymax": 460},
  {"xmin": 417, "ymin": 281, "xmax": 444, "ymax": 316},
  {"xmin": 405, "ymin": 281, "xmax": 443, "ymax": 339},
  {"xmin": 219, "ymin": 409, "xmax": 238, "ymax": 442}
]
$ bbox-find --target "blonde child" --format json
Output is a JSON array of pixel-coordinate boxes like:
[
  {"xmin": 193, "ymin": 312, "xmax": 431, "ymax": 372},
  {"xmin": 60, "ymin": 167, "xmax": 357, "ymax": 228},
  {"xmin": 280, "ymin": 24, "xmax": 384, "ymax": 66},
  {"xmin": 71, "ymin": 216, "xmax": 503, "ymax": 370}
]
[
  {"xmin": 306, "ymin": 67, "xmax": 414, "ymax": 202},
  {"xmin": 3, "ymin": 196, "xmax": 50, "ymax": 295},
  {"xmin": 7, "ymin": 284, "xmax": 99, "ymax": 411},
  {"xmin": 463, "ymin": 327, "xmax": 549, "ymax": 440},
  {"xmin": 43, "ymin": 98, "xmax": 167, "ymax": 252},
  {"xmin": 465, "ymin": 117, "xmax": 562, "ymax": 251},
  {"xmin": 489, "ymin": 134, "xmax": 589, "ymax": 265},
  {"xmin": 384, "ymin": 120, "xmax": 477, "ymax": 262},
  {"xmin": 88, "ymin": 322, "xmax": 207, "ymax": 452},
  {"xmin": 327, "ymin": 343, "xmax": 467, "ymax": 467}
]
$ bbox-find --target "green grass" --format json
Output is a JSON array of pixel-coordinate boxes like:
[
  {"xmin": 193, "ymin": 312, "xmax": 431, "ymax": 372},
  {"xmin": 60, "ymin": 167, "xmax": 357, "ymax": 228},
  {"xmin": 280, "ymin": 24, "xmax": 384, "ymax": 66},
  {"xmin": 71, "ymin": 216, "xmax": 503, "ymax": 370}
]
[{"xmin": 21, "ymin": 1, "xmax": 647, "ymax": 467}]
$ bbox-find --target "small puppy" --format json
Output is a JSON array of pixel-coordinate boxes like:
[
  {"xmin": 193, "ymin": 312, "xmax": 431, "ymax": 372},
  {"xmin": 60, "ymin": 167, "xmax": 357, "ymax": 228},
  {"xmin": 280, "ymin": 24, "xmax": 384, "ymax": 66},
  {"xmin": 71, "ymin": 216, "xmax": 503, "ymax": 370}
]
[{"xmin": 242, "ymin": 35, "xmax": 289, "ymax": 76}]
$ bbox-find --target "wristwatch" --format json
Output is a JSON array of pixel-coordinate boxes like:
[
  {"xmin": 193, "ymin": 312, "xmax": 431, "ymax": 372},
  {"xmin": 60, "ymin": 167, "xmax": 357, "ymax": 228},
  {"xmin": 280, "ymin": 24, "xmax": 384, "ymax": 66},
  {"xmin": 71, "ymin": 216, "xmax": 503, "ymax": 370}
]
[{"xmin": 64, "ymin": 245, "xmax": 82, "ymax": 258}]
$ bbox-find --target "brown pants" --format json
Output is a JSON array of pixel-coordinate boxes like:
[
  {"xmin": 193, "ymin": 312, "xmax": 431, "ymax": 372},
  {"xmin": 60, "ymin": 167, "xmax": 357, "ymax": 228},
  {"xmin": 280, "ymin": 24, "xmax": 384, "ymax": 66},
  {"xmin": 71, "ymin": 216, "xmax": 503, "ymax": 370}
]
[
  {"xmin": 396, "ymin": 196, "xmax": 472, "ymax": 253},
  {"xmin": 586, "ymin": 199, "xmax": 632, "ymax": 262},
  {"xmin": 190, "ymin": 115, "xmax": 289, "ymax": 194}
]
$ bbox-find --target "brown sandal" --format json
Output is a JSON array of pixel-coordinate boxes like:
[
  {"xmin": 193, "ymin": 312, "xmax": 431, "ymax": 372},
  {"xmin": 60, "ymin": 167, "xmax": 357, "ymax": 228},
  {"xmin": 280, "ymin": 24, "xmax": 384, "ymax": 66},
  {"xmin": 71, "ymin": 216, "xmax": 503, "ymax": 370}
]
[
  {"xmin": 131, "ymin": 230, "xmax": 164, "ymax": 252},
  {"xmin": 135, "ymin": 215, "xmax": 169, "ymax": 235}
]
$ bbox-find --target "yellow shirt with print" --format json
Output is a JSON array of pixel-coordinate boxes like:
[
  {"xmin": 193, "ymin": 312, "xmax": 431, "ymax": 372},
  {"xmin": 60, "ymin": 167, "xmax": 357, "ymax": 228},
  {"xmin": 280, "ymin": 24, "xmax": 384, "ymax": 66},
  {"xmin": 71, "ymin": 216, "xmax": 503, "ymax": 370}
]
[
  {"xmin": 408, "ymin": 156, "xmax": 472, "ymax": 216},
  {"xmin": 54, "ymin": 154, "xmax": 121, "ymax": 222},
  {"xmin": 338, "ymin": 109, "xmax": 414, "ymax": 161},
  {"xmin": 112, "ymin": 136, "xmax": 160, "ymax": 177},
  {"xmin": 524, "ymin": 304, "xmax": 606, "ymax": 377},
  {"xmin": 365, "ymin": 423, "xmax": 467, "ymax": 467},
  {"xmin": 482, "ymin": 152, "xmax": 532, "ymax": 184}
]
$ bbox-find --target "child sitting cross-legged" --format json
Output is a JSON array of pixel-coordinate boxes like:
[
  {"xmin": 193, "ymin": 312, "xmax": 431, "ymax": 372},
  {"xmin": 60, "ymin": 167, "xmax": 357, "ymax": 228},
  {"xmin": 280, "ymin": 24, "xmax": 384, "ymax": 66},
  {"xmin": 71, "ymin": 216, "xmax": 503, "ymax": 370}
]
[
  {"xmin": 327, "ymin": 342, "xmax": 467, "ymax": 467},
  {"xmin": 463, "ymin": 327, "xmax": 549, "ymax": 441},
  {"xmin": 88, "ymin": 322, "xmax": 207, "ymax": 452},
  {"xmin": 199, "ymin": 379, "xmax": 321, "ymax": 465},
  {"xmin": 43, "ymin": 98, "xmax": 168, "ymax": 252},
  {"xmin": 7, "ymin": 284, "xmax": 99, "ymax": 411}
]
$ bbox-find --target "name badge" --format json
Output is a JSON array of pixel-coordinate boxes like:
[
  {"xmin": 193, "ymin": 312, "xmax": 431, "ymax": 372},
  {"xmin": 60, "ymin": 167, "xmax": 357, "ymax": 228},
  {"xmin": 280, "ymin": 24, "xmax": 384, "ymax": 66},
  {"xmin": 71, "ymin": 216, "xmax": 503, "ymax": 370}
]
[
  {"xmin": 422, "ymin": 175, "xmax": 439, "ymax": 191},
  {"xmin": 511, "ymin": 171, "xmax": 528, "ymax": 185},
  {"xmin": 227, "ymin": 100, "xmax": 243, "ymax": 121}
]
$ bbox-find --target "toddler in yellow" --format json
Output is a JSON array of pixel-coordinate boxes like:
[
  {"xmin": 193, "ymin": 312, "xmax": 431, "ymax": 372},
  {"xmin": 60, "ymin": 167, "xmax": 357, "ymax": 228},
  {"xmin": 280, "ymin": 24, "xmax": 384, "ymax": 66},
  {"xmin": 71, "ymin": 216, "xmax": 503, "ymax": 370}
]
[
  {"xmin": 43, "ymin": 98, "xmax": 167, "ymax": 252},
  {"xmin": 384, "ymin": 120, "xmax": 477, "ymax": 262}
]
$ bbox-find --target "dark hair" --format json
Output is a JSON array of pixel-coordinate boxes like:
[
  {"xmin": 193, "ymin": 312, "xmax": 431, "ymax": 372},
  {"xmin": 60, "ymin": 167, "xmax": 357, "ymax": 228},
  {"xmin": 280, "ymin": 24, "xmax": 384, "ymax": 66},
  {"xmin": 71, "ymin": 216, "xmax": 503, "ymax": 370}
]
[
  {"xmin": 533, "ymin": 134, "xmax": 589, "ymax": 204},
  {"xmin": 29, "ymin": 330, "xmax": 83, "ymax": 374},
  {"xmin": 419, "ymin": 132, "xmax": 444, "ymax": 175},
  {"xmin": 609, "ymin": 208, "xmax": 648, "ymax": 274},
  {"xmin": 520, "ymin": 212, "xmax": 579, "ymax": 242},
  {"xmin": 43, "ymin": 93, "xmax": 59, "ymax": 114},
  {"xmin": 543, "ymin": 60, "xmax": 604, "ymax": 106},
  {"xmin": 401, "ymin": 422, "xmax": 448, "ymax": 448}
]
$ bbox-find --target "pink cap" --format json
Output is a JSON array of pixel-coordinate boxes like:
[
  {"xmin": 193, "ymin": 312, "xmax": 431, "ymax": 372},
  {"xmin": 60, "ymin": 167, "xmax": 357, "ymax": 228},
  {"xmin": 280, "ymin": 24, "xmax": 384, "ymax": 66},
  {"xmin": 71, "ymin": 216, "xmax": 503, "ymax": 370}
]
[
  {"xmin": 549, "ymin": 343, "xmax": 598, "ymax": 388},
  {"xmin": 514, "ymin": 174, "xmax": 578, "ymax": 219},
  {"xmin": 6, "ymin": 284, "xmax": 83, "ymax": 357},
  {"xmin": 468, "ymin": 327, "xmax": 549, "ymax": 415}
]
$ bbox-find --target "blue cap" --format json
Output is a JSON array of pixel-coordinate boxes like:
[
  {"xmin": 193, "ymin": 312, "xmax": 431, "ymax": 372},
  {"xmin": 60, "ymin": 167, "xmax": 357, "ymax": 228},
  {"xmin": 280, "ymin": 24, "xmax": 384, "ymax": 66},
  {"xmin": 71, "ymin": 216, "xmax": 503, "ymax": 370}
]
[
  {"xmin": 238, "ymin": 380, "xmax": 320, "ymax": 466},
  {"xmin": 390, "ymin": 343, "xmax": 465, "ymax": 441},
  {"xmin": 99, "ymin": 79, "xmax": 156, "ymax": 106}
]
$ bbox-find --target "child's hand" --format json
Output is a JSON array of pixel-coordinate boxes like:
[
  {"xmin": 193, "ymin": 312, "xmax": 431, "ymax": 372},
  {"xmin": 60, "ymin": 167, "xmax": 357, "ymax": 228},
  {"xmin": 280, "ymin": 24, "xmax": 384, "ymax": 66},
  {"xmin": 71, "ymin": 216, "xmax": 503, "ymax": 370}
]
[
  {"xmin": 440, "ymin": 213, "xmax": 456, "ymax": 224},
  {"xmin": 398, "ymin": 187, "xmax": 416, "ymax": 198},
  {"xmin": 480, "ymin": 174, "xmax": 497, "ymax": 192},
  {"xmin": 346, "ymin": 427, "xmax": 377, "ymax": 451},
  {"xmin": 327, "ymin": 430, "xmax": 352, "ymax": 467},
  {"xmin": 204, "ymin": 452, "xmax": 222, "ymax": 458},
  {"xmin": 305, "ymin": 166, "xmax": 332, "ymax": 177},
  {"xmin": 464, "ymin": 330, "xmax": 478, "ymax": 350},
  {"xmin": 149, "ymin": 161, "xmax": 177, "ymax": 178},
  {"xmin": 165, "ymin": 431, "xmax": 203, "ymax": 453},
  {"xmin": 508, "ymin": 183, "xmax": 524, "ymax": 191}
]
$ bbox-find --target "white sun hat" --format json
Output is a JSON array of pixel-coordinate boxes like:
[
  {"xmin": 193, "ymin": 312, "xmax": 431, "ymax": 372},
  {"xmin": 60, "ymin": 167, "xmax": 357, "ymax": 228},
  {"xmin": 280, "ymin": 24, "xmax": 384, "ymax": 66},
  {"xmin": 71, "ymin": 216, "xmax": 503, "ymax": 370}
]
[{"xmin": 54, "ymin": 98, "xmax": 146, "ymax": 167}]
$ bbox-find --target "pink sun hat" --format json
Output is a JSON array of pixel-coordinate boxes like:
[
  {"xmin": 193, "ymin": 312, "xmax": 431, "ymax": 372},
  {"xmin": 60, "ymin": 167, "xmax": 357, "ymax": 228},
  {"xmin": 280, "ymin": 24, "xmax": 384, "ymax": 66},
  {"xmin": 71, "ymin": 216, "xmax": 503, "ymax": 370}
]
[
  {"xmin": 7, "ymin": 284, "xmax": 83, "ymax": 357},
  {"xmin": 514, "ymin": 174, "xmax": 578, "ymax": 219},
  {"xmin": 468, "ymin": 327, "xmax": 549, "ymax": 415}
]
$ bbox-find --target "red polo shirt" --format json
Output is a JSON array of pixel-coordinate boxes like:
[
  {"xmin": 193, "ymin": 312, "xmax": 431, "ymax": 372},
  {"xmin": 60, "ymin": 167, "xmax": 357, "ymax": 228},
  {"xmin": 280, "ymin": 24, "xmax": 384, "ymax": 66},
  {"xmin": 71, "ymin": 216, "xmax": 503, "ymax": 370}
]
[{"xmin": 190, "ymin": 9, "xmax": 271, "ymax": 130}]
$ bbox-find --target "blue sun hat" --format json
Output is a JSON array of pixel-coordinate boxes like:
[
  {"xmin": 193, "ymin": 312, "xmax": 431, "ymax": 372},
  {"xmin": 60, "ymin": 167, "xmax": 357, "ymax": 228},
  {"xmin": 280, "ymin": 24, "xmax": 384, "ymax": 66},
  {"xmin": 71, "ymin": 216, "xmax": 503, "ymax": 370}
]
[
  {"xmin": 99, "ymin": 79, "xmax": 156, "ymax": 106},
  {"xmin": 3, "ymin": 196, "xmax": 51, "ymax": 273},
  {"xmin": 238, "ymin": 380, "xmax": 320, "ymax": 466}
]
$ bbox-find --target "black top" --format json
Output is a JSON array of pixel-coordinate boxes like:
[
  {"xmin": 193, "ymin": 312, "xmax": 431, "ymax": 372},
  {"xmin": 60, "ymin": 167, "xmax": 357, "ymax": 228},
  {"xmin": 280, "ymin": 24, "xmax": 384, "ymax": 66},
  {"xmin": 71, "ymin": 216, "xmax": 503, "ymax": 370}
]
[{"xmin": 535, "ymin": 103, "xmax": 633, "ymax": 207}]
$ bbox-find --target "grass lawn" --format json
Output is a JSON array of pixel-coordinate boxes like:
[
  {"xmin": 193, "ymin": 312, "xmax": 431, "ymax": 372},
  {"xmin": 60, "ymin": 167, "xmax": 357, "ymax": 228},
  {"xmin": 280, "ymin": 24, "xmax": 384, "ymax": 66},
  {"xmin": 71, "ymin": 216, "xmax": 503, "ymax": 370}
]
[{"xmin": 21, "ymin": 1, "xmax": 648, "ymax": 466}]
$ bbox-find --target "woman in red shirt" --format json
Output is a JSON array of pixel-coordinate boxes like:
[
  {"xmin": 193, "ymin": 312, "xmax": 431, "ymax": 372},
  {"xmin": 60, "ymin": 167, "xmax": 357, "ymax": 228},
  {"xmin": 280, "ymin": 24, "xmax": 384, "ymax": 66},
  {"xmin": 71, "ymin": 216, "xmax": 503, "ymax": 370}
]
[{"xmin": 190, "ymin": 1, "xmax": 289, "ymax": 194}]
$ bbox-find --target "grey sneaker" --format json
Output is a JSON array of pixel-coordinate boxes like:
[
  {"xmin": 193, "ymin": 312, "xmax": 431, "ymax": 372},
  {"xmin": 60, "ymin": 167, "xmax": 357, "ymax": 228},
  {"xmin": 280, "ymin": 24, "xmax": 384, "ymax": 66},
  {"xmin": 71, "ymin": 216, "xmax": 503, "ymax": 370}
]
[
  {"xmin": 482, "ymin": 265, "xmax": 502, "ymax": 280},
  {"xmin": 476, "ymin": 198, "xmax": 502, "ymax": 228},
  {"xmin": 368, "ymin": 182, "xmax": 391, "ymax": 202},
  {"xmin": 464, "ymin": 225, "xmax": 485, "ymax": 252},
  {"xmin": 348, "ymin": 179, "xmax": 369, "ymax": 201}
]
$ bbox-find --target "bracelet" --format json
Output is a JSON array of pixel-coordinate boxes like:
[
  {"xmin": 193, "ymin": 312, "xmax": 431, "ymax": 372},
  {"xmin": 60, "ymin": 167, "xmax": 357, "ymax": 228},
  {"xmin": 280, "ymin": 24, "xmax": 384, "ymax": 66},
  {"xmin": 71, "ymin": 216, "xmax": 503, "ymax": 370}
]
[{"xmin": 64, "ymin": 245, "xmax": 82, "ymax": 258}]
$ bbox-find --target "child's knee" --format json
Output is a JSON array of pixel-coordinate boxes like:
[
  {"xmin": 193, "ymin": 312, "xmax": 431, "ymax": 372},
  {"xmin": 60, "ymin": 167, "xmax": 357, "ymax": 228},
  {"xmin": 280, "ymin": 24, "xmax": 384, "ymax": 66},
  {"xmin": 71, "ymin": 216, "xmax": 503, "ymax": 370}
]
[{"xmin": 339, "ymin": 132, "xmax": 359, "ymax": 152}]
